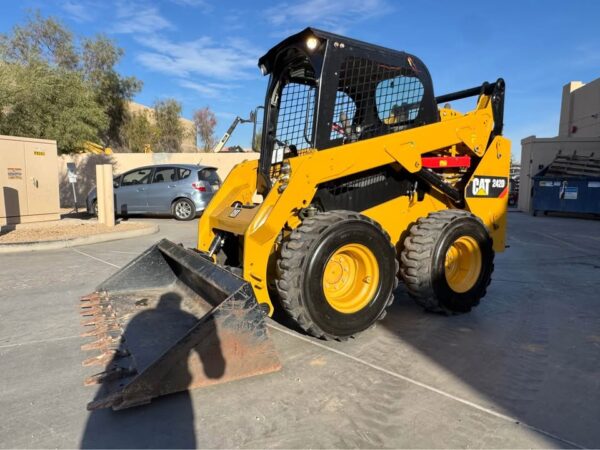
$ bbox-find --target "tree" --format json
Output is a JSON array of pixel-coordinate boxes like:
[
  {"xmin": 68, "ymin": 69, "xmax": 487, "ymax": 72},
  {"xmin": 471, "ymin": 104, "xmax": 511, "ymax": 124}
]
[
  {"xmin": 0, "ymin": 11, "xmax": 78, "ymax": 69},
  {"xmin": 120, "ymin": 110, "xmax": 157, "ymax": 153},
  {"xmin": 0, "ymin": 61, "xmax": 108, "ymax": 153},
  {"xmin": 0, "ymin": 11, "xmax": 141, "ymax": 151},
  {"xmin": 82, "ymin": 36, "xmax": 142, "ymax": 148},
  {"xmin": 193, "ymin": 107, "xmax": 217, "ymax": 152},
  {"xmin": 253, "ymin": 130, "xmax": 262, "ymax": 152},
  {"xmin": 154, "ymin": 99, "xmax": 186, "ymax": 152}
]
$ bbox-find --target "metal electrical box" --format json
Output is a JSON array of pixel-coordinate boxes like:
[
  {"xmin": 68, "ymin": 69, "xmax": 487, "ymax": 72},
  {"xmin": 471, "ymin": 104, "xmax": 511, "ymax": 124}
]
[{"xmin": 0, "ymin": 135, "xmax": 60, "ymax": 226}]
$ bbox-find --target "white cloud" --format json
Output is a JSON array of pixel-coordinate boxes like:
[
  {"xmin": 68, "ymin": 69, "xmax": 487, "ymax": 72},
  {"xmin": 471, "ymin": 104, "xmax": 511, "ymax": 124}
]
[
  {"xmin": 178, "ymin": 80, "xmax": 238, "ymax": 98},
  {"xmin": 265, "ymin": 0, "xmax": 392, "ymax": 34},
  {"xmin": 169, "ymin": 0, "xmax": 211, "ymax": 8},
  {"xmin": 113, "ymin": 3, "xmax": 173, "ymax": 34},
  {"xmin": 62, "ymin": 1, "xmax": 92, "ymax": 22},
  {"xmin": 134, "ymin": 35, "xmax": 259, "ymax": 80}
]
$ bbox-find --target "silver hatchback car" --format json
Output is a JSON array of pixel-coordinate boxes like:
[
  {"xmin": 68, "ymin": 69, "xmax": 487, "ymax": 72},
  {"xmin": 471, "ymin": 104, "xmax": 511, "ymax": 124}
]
[{"xmin": 86, "ymin": 164, "xmax": 222, "ymax": 220}]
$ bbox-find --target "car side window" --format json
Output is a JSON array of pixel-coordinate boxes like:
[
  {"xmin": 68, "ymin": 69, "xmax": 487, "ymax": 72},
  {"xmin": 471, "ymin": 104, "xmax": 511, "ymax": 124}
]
[
  {"xmin": 178, "ymin": 168, "xmax": 191, "ymax": 180},
  {"xmin": 121, "ymin": 168, "xmax": 152, "ymax": 186},
  {"xmin": 152, "ymin": 167, "xmax": 177, "ymax": 184}
]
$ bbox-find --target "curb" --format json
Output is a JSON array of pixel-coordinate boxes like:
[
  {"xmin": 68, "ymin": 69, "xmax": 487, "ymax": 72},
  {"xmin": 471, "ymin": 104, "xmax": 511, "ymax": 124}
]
[{"xmin": 0, "ymin": 224, "xmax": 159, "ymax": 254}]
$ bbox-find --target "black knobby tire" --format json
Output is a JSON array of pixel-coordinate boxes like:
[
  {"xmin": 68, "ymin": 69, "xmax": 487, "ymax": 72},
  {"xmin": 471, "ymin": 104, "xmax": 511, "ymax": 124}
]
[
  {"xmin": 172, "ymin": 198, "xmax": 196, "ymax": 221},
  {"xmin": 399, "ymin": 209, "xmax": 494, "ymax": 314},
  {"xmin": 275, "ymin": 211, "xmax": 398, "ymax": 340}
]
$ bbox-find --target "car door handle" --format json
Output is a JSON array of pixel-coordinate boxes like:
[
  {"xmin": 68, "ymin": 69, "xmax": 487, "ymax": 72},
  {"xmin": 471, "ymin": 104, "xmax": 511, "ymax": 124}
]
[
  {"xmin": 137, "ymin": 188, "xmax": 146, "ymax": 192},
  {"xmin": 168, "ymin": 184, "xmax": 177, "ymax": 188}
]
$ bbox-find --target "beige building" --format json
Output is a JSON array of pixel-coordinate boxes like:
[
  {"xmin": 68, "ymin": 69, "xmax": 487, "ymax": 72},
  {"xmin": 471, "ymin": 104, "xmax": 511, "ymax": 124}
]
[
  {"xmin": 519, "ymin": 79, "xmax": 600, "ymax": 213},
  {"xmin": 128, "ymin": 102, "xmax": 197, "ymax": 153}
]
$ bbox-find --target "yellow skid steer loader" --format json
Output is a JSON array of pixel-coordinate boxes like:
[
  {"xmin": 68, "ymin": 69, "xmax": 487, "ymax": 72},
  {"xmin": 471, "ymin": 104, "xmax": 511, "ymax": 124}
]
[{"xmin": 80, "ymin": 28, "xmax": 510, "ymax": 410}]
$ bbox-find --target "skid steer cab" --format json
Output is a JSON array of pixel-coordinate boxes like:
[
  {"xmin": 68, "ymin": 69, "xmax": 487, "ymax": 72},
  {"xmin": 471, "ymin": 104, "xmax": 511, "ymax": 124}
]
[{"xmin": 80, "ymin": 28, "xmax": 510, "ymax": 409}]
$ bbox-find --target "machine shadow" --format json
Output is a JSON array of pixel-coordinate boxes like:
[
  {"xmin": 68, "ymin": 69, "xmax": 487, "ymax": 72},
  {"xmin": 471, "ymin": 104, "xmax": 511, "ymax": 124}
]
[
  {"xmin": 80, "ymin": 292, "xmax": 225, "ymax": 449},
  {"xmin": 377, "ymin": 210, "xmax": 594, "ymax": 446}
]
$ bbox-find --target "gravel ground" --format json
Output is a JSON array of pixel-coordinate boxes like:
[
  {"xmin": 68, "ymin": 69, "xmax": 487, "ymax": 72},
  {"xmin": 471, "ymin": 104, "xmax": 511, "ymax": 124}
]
[{"xmin": 0, "ymin": 221, "xmax": 150, "ymax": 243}]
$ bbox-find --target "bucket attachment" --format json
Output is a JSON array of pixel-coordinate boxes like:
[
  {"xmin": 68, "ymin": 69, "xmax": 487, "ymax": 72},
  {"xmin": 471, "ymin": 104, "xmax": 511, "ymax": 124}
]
[{"xmin": 79, "ymin": 239, "xmax": 281, "ymax": 410}]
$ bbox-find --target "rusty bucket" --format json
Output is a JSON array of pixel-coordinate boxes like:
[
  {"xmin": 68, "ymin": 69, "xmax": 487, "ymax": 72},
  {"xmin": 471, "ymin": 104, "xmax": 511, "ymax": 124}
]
[{"xmin": 79, "ymin": 239, "xmax": 281, "ymax": 410}]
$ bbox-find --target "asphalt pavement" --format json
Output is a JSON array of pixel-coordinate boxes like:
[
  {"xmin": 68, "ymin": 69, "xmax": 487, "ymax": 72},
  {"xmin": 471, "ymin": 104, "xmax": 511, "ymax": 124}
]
[{"xmin": 0, "ymin": 212, "xmax": 599, "ymax": 448}]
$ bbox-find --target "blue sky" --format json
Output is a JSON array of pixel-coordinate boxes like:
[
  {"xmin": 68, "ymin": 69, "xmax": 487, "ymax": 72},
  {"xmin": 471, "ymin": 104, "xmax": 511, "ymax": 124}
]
[{"xmin": 1, "ymin": 0, "xmax": 599, "ymax": 158}]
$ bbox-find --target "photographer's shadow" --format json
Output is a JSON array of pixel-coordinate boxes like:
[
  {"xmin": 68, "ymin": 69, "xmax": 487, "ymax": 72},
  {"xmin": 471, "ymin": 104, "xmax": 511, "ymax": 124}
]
[{"xmin": 80, "ymin": 292, "xmax": 225, "ymax": 449}]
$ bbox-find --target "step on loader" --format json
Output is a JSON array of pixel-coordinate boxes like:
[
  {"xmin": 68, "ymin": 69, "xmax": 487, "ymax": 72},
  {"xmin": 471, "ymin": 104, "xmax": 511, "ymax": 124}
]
[{"xmin": 80, "ymin": 28, "xmax": 510, "ymax": 410}]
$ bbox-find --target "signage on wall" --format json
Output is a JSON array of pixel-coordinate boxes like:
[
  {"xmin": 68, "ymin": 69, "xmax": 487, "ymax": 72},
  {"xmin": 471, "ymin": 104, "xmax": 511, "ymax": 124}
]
[
  {"xmin": 66, "ymin": 162, "xmax": 78, "ymax": 184},
  {"xmin": 7, "ymin": 167, "xmax": 23, "ymax": 179}
]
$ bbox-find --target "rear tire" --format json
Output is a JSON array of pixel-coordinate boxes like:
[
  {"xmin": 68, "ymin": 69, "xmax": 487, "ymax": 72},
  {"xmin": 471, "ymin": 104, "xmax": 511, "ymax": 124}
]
[
  {"xmin": 172, "ymin": 198, "xmax": 196, "ymax": 221},
  {"xmin": 399, "ymin": 210, "xmax": 494, "ymax": 314},
  {"xmin": 275, "ymin": 211, "xmax": 398, "ymax": 340}
]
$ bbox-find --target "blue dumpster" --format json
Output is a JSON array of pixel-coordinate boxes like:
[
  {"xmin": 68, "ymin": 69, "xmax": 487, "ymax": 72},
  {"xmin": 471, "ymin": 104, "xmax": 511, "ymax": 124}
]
[{"xmin": 532, "ymin": 176, "xmax": 600, "ymax": 215}]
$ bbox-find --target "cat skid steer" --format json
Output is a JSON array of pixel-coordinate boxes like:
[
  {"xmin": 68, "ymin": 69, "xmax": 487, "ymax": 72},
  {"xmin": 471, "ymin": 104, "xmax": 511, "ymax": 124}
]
[{"xmin": 80, "ymin": 28, "xmax": 510, "ymax": 410}]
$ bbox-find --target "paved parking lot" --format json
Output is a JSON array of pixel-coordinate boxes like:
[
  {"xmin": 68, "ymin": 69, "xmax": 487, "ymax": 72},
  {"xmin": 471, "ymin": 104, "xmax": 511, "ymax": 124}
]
[{"xmin": 1, "ymin": 212, "xmax": 599, "ymax": 448}]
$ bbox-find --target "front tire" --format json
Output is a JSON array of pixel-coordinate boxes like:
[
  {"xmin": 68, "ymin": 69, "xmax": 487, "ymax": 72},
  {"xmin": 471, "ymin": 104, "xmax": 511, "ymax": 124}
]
[
  {"xmin": 172, "ymin": 198, "xmax": 196, "ymax": 221},
  {"xmin": 399, "ymin": 210, "xmax": 494, "ymax": 314},
  {"xmin": 275, "ymin": 211, "xmax": 398, "ymax": 340}
]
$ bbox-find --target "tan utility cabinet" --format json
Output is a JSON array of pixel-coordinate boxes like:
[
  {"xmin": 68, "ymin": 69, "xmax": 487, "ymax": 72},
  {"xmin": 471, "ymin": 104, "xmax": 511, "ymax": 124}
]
[{"xmin": 0, "ymin": 135, "xmax": 60, "ymax": 226}]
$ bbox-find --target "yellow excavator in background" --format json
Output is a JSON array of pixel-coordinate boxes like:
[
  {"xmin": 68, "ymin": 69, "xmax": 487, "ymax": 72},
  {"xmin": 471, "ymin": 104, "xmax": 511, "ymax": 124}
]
[
  {"xmin": 79, "ymin": 28, "xmax": 510, "ymax": 410},
  {"xmin": 81, "ymin": 141, "xmax": 113, "ymax": 155}
]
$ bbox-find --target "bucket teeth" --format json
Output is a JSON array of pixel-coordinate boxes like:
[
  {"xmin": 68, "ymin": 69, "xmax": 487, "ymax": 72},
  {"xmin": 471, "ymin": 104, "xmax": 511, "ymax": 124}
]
[
  {"xmin": 80, "ymin": 292, "xmax": 110, "ymax": 308},
  {"xmin": 82, "ymin": 348, "xmax": 129, "ymax": 367},
  {"xmin": 80, "ymin": 298, "xmax": 102, "ymax": 307},
  {"xmin": 81, "ymin": 335, "xmax": 122, "ymax": 351},
  {"xmin": 80, "ymin": 293, "xmax": 101, "ymax": 302},
  {"xmin": 80, "ymin": 315, "xmax": 118, "ymax": 327},
  {"xmin": 81, "ymin": 323, "xmax": 121, "ymax": 338},
  {"xmin": 84, "ymin": 367, "xmax": 137, "ymax": 386},
  {"xmin": 80, "ymin": 304, "xmax": 113, "ymax": 317}
]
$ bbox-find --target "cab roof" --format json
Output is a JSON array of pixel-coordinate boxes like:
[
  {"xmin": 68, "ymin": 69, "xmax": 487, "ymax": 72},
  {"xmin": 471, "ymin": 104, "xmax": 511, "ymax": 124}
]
[{"xmin": 258, "ymin": 27, "xmax": 409, "ymax": 75}]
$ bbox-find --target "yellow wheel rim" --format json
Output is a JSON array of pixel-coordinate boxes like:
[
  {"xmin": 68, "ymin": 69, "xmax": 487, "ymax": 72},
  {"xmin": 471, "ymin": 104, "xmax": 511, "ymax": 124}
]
[
  {"xmin": 322, "ymin": 243, "xmax": 379, "ymax": 314},
  {"xmin": 444, "ymin": 236, "xmax": 482, "ymax": 293}
]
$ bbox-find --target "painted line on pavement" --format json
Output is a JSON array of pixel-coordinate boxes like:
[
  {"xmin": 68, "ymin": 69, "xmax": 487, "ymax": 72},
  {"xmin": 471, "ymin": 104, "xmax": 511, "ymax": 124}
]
[
  {"xmin": 0, "ymin": 334, "xmax": 80, "ymax": 349},
  {"xmin": 72, "ymin": 248, "xmax": 121, "ymax": 268}
]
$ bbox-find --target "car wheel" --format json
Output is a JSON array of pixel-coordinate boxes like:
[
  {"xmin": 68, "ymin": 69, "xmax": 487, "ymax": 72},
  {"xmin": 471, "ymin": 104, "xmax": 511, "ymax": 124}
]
[
  {"xmin": 92, "ymin": 200, "xmax": 98, "ymax": 217},
  {"xmin": 172, "ymin": 198, "xmax": 196, "ymax": 221}
]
